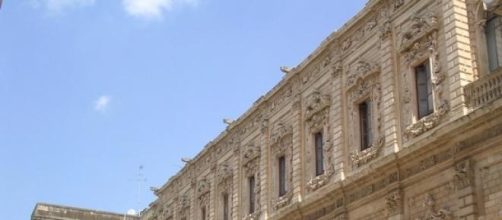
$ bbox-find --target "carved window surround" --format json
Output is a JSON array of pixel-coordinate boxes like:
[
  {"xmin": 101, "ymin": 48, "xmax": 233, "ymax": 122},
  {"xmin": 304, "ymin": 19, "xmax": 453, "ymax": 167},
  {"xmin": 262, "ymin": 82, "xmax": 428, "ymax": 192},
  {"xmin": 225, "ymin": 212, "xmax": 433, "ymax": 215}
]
[
  {"xmin": 346, "ymin": 65, "xmax": 384, "ymax": 168},
  {"xmin": 304, "ymin": 90, "xmax": 335, "ymax": 192},
  {"xmin": 215, "ymin": 163, "xmax": 233, "ymax": 220},
  {"xmin": 269, "ymin": 123, "xmax": 294, "ymax": 210},
  {"xmin": 241, "ymin": 143, "xmax": 261, "ymax": 220},
  {"xmin": 399, "ymin": 14, "xmax": 449, "ymax": 139}
]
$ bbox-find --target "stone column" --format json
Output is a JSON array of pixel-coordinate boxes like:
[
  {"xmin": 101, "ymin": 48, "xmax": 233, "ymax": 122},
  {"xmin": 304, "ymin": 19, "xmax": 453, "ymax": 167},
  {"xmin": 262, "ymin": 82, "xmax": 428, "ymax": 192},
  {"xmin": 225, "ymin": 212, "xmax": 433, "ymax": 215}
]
[
  {"xmin": 231, "ymin": 146, "xmax": 241, "ymax": 220},
  {"xmin": 379, "ymin": 19, "xmax": 400, "ymax": 155},
  {"xmin": 442, "ymin": 0, "xmax": 475, "ymax": 115},
  {"xmin": 291, "ymin": 93, "xmax": 303, "ymax": 202},
  {"xmin": 259, "ymin": 118, "xmax": 270, "ymax": 219},
  {"xmin": 330, "ymin": 59, "xmax": 345, "ymax": 181}
]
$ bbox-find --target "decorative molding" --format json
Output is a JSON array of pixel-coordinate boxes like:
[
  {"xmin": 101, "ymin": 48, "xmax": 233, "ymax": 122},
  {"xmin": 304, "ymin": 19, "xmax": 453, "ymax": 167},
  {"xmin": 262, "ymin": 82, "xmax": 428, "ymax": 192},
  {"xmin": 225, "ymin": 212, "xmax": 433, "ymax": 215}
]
[{"xmin": 350, "ymin": 136, "xmax": 385, "ymax": 167}]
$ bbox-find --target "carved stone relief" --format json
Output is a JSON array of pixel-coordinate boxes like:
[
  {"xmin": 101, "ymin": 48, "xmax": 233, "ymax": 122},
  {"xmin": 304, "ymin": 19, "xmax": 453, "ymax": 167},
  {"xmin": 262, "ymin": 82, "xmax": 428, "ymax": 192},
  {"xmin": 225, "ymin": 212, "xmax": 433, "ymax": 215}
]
[
  {"xmin": 421, "ymin": 193, "xmax": 452, "ymax": 220},
  {"xmin": 454, "ymin": 159, "xmax": 473, "ymax": 190},
  {"xmin": 305, "ymin": 90, "xmax": 331, "ymax": 131}
]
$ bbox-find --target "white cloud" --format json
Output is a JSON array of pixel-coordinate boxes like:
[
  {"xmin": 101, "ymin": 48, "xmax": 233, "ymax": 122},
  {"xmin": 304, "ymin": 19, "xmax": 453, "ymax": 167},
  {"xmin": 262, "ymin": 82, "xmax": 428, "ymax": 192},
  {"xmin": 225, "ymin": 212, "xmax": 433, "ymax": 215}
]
[
  {"xmin": 94, "ymin": 95, "xmax": 111, "ymax": 112},
  {"xmin": 31, "ymin": 0, "xmax": 95, "ymax": 12},
  {"xmin": 122, "ymin": 0, "xmax": 196, "ymax": 20}
]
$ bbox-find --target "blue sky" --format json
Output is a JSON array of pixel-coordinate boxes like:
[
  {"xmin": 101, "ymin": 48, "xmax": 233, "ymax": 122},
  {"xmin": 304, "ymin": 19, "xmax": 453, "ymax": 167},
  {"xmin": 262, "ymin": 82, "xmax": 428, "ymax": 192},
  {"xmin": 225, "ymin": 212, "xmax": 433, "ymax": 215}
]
[{"xmin": 0, "ymin": 0, "xmax": 366, "ymax": 219}]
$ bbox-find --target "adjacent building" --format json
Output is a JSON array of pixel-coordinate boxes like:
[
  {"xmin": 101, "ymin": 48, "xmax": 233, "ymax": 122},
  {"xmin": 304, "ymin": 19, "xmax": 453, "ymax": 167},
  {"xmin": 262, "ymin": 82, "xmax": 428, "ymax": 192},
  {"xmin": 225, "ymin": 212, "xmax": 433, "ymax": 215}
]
[
  {"xmin": 139, "ymin": 0, "xmax": 502, "ymax": 219},
  {"xmin": 32, "ymin": 203, "xmax": 139, "ymax": 220}
]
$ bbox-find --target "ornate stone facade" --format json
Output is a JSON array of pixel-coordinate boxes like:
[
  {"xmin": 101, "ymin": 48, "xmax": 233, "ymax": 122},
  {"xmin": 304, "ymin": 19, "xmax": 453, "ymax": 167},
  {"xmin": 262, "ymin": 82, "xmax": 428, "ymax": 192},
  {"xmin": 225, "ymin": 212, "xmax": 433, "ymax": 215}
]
[{"xmin": 138, "ymin": 1, "xmax": 502, "ymax": 220}]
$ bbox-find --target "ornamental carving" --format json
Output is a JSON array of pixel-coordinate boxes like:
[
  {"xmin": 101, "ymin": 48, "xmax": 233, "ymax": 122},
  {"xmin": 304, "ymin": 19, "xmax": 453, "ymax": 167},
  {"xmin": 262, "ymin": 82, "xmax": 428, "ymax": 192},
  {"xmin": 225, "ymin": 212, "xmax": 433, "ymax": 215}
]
[
  {"xmin": 347, "ymin": 73, "xmax": 384, "ymax": 167},
  {"xmin": 305, "ymin": 90, "xmax": 331, "ymax": 130},
  {"xmin": 400, "ymin": 14, "xmax": 439, "ymax": 52},
  {"xmin": 385, "ymin": 190, "xmax": 402, "ymax": 216},
  {"xmin": 243, "ymin": 173, "xmax": 261, "ymax": 220},
  {"xmin": 178, "ymin": 192, "xmax": 191, "ymax": 213},
  {"xmin": 273, "ymin": 191, "xmax": 293, "ymax": 210},
  {"xmin": 270, "ymin": 122, "xmax": 294, "ymax": 209},
  {"xmin": 400, "ymin": 13, "xmax": 449, "ymax": 139},
  {"xmin": 346, "ymin": 60, "xmax": 380, "ymax": 88},
  {"xmin": 404, "ymin": 101, "xmax": 449, "ymax": 138},
  {"xmin": 270, "ymin": 123, "xmax": 293, "ymax": 146},
  {"xmin": 454, "ymin": 159, "xmax": 473, "ymax": 190},
  {"xmin": 197, "ymin": 178, "xmax": 210, "ymax": 198},
  {"xmin": 307, "ymin": 134, "xmax": 335, "ymax": 192},
  {"xmin": 379, "ymin": 19, "xmax": 392, "ymax": 40},
  {"xmin": 419, "ymin": 193, "xmax": 452, "ymax": 220},
  {"xmin": 350, "ymin": 136, "xmax": 385, "ymax": 167},
  {"xmin": 215, "ymin": 163, "xmax": 233, "ymax": 185},
  {"xmin": 306, "ymin": 172, "xmax": 331, "ymax": 191},
  {"xmin": 242, "ymin": 143, "xmax": 260, "ymax": 167}
]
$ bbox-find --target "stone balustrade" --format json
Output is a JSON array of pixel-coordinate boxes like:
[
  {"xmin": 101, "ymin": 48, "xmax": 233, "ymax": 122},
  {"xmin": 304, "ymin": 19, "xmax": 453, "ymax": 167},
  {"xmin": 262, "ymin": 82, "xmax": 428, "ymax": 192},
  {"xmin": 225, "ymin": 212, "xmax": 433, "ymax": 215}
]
[{"xmin": 465, "ymin": 69, "xmax": 502, "ymax": 108}]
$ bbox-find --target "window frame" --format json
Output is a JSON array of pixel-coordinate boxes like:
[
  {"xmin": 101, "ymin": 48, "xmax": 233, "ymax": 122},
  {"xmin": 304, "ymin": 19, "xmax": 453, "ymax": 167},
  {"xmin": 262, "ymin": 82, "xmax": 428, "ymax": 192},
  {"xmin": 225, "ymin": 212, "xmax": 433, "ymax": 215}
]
[
  {"xmin": 314, "ymin": 132, "xmax": 324, "ymax": 176},
  {"xmin": 248, "ymin": 176, "xmax": 256, "ymax": 214},
  {"xmin": 358, "ymin": 100, "xmax": 372, "ymax": 151},
  {"xmin": 414, "ymin": 60, "xmax": 434, "ymax": 119}
]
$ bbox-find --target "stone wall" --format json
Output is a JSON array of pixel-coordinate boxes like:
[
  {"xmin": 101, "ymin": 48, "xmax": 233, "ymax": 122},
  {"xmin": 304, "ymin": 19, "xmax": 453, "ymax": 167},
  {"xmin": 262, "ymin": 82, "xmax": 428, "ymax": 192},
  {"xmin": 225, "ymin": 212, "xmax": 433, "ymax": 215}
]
[{"xmin": 140, "ymin": 0, "xmax": 502, "ymax": 219}]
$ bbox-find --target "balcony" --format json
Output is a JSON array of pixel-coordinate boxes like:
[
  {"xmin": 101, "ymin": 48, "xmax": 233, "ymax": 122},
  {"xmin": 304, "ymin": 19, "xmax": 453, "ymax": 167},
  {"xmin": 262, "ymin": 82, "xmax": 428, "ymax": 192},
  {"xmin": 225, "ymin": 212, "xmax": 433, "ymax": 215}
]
[{"xmin": 464, "ymin": 68, "xmax": 502, "ymax": 109}]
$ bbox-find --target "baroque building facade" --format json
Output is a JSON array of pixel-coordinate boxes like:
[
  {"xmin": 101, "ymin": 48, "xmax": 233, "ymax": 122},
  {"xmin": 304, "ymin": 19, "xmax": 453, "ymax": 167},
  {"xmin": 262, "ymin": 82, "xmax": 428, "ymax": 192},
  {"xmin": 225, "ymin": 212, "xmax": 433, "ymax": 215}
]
[{"xmin": 140, "ymin": 0, "xmax": 502, "ymax": 219}]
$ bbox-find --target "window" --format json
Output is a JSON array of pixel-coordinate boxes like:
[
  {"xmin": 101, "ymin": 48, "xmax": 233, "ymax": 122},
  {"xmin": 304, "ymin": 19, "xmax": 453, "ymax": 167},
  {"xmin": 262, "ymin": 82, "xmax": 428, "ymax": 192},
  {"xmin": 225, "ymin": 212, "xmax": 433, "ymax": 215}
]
[
  {"xmin": 359, "ymin": 100, "xmax": 372, "ymax": 150},
  {"xmin": 415, "ymin": 61, "xmax": 434, "ymax": 119},
  {"xmin": 248, "ymin": 176, "xmax": 256, "ymax": 214},
  {"xmin": 201, "ymin": 207, "xmax": 206, "ymax": 220},
  {"xmin": 486, "ymin": 16, "xmax": 502, "ymax": 72},
  {"xmin": 223, "ymin": 193, "xmax": 229, "ymax": 220},
  {"xmin": 314, "ymin": 132, "xmax": 324, "ymax": 176},
  {"xmin": 278, "ymin": 156, "xmax": 286, "ymax": 197}
]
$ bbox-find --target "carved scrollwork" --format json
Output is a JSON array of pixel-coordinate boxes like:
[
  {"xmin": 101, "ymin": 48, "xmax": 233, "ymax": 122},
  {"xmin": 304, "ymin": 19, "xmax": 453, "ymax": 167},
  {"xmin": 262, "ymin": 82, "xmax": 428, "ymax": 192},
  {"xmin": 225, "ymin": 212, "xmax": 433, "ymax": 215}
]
[
  {"xmin": 305, "ymin": 90, "xmax": 331, "ymax": 131},
  {"xmin": 400, "ymin": 14, "xmax": 439, "ymax": 52},
  {"xmin": 350, "ymin": 136, "xmax": 385, "ymax": 167},
  {"xmin": 346, "ymin": 60, "xmax": 380, "ymax": 88},
  {"xmin": 404, "ymin": 101, "xmax": 449, "ymax": 138},
  {"xmin": 270, "ymin": 123, "xmax": 293, "ymax": 147},
  {"xmin": 306, "ymin": 172, "xmax": 332, "ymax": 191}
]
